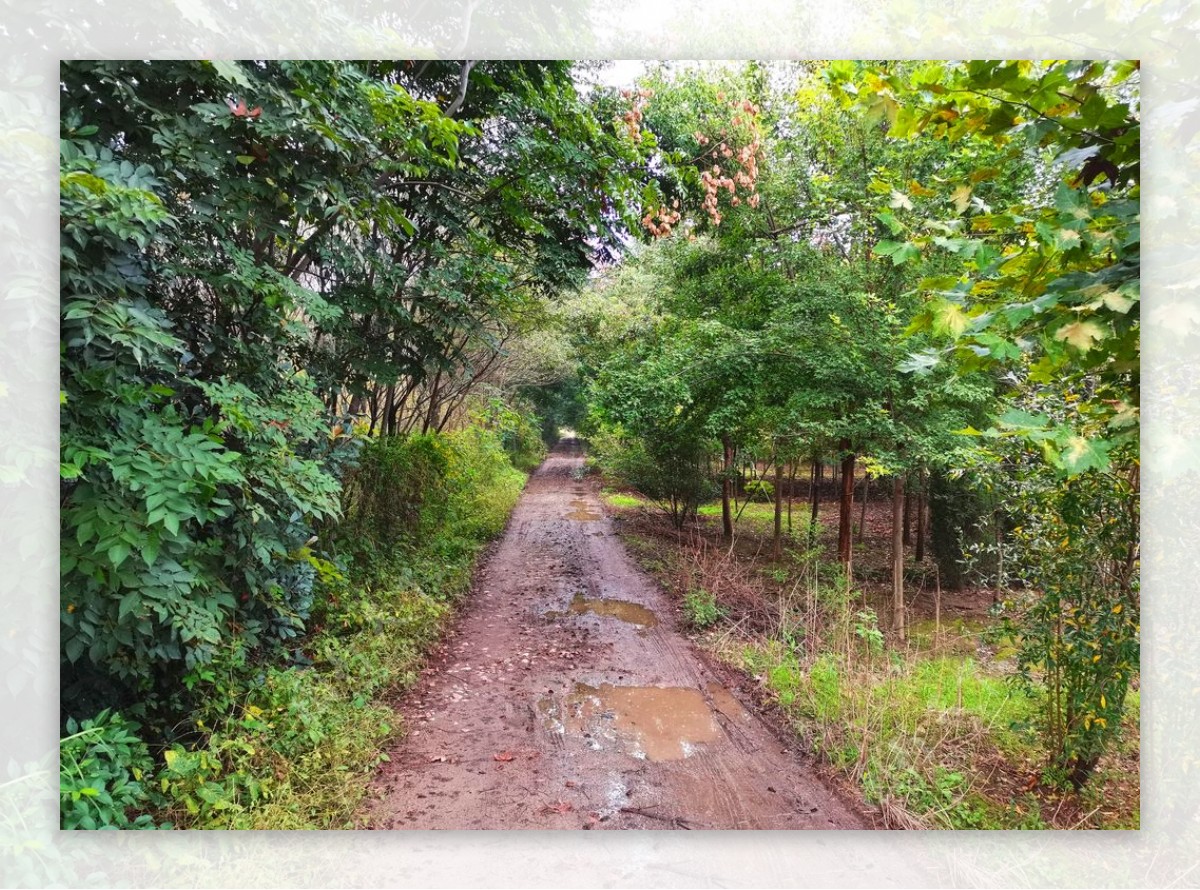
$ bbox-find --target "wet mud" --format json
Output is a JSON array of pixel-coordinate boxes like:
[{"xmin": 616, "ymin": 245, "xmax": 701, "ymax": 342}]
[{"xmin": 364, "ymin": 438, "xmax": 872, "ymax": 831}]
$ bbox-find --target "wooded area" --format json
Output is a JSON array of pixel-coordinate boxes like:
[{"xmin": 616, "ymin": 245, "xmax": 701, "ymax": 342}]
[{"xmin": 60, "ymin": 59, "xmax": 1138, "ymax": 830}]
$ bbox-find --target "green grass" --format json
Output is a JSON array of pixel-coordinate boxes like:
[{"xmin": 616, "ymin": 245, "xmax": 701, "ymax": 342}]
[
  {"xmin": 603, "ymin": 491, "xmax": 645, "ymax": 508},
  {"xmin": 735, "ymin": 638, "xmax": 1046, "ymax": 829}
]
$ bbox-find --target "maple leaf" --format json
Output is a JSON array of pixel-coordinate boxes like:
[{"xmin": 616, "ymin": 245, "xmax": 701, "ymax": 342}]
[
  {"xmin": 950, "ymin": 184, "xmax": 972, "ymax": 214},
  {"xmin": 1054, "ymin": 320, "xmax": 1107, "ymax": 352}
]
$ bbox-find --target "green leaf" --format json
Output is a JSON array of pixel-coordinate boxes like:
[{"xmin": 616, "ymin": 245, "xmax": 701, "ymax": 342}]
[
  {"xmin": 932, "ymin": 301, "xmax": 970, "ymax": 337},
  {"xmin": 208, "ymin": 60, "xmax": 253, "ymax": 89},
  {"xmin": 108, "ymin": 542, "xmax": 131, "ymax": 568},
  {"xmin": 118, "ymin": 592, "xmax": 140, "ymax": 620},
  {"xmin": 1061, "ymin": 435, "xmax": 1112, "ymax": 475}
]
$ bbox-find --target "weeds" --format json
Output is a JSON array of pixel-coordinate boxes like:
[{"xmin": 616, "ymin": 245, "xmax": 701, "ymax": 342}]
[
  {"xmin": 615, "ymin": 503, "xmax": 1139, "ymax": 831},
  {"xmin": 683, "ymin": 588, "xmax": 725, "ymax": 629}
]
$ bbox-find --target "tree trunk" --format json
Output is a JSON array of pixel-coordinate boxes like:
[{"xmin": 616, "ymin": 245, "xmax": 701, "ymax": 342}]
[
  {"xmin": 721, "ymin": 436, "xmax": 734, "ymax": 542},
  {"xmin": 382, "ymin": 384, "xmax": 396, "ymax": 437},
  {"xmin": 421, "ymin": 370, "xmax": 443, "ymax": 435},
  {"xmin": 902, "ymin": 473, "xmax": 912, "ymax": 546},
  {"xmin": 837, "ymin": 441, "xmax": 855, "ymax": 568},
  {"xmin": 786, "ymin": 461, "xmax": 795, "ymax": 534},
  {"xmin": 893, "ymin": 474, "xmax": 906, "ymax": 642},
  {"xmin": 915, "ymin": 468, "xmax": 926, "ymax": 563},
  {"xmin": 810, "ymin": 460, "xmax": 821, "ymax": 524},
  {"xmin": 773, "ymin": 457, "xmax": 783, "ymax": 559}
]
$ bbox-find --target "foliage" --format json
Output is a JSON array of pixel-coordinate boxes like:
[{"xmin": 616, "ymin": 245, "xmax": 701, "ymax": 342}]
[
  {"xmin": 829, "ymin": 60, "xmax": 1140, "ymax": 467},
  {"xmin": 60, "ymin": 710, "xmax": 164, "ymax": 830},
  {"xmin": 994, "ymin": 452, "xmax": 1139, "ymax": 787},
  {"xmin": 683, "ymin": 587, "xmax": 725, "ymax": 629},
  {"xmin": 588, "ymin": 427, "xmax": 717, "ymax": 529}
]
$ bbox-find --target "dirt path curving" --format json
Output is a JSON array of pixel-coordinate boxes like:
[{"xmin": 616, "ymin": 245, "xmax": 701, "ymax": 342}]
[{"xmin": 364, "ymin": 440, "xmax": 871, "ymax": 830}]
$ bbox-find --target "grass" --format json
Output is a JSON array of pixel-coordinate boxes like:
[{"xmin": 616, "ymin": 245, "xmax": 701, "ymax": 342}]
[
  {"xmin": 732, "ymin": 636, "xmax": 1050, "ymax": 829},
  {"xmin": 603, "ymin": 490, "xmax": 645, "ymax": 508},
  {"xmin": 614, "ymin": 508, "xmax": 1140, "ymax": 831}
]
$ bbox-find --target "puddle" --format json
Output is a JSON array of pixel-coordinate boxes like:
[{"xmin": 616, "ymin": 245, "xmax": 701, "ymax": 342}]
[
  {"xmin": 546, "ymin": 594, "xmax": 658, "ymax": 628},
  {"xmin": 706, "ymin": 683, "xmax": 754, "ymax": 724},
  {"xmin": 539, "ymin": 683, "xmax": 720, "ymax": 762},
  {"xmin": 566, "ymin": 498, "xmax": 602, "ymax": 521}
]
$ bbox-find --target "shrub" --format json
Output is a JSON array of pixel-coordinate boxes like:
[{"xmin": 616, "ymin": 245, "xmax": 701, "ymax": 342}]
[
  {"xmin": 60, "ymin": 710, "xmax": 164, "ymax": 830},
  {"xmin": 590, "ymin": 428, "xmax": 717, "ymax": 529},
  {"xmin": 683, "ymin": 587, "xmax": 725, "ymax": 629},
  {"xmin": 744, "ymin": 479, "xmax": 774, "ymax": 502}
]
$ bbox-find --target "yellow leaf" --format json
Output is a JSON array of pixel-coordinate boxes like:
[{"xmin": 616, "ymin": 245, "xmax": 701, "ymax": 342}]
[
  {"xmin": 951, "ymin": 184, "xmax": 972, "ymax": 214},
  {"xmin": 1055, "ymin": 320, "xmax": 1106, "ymax": 351},
  {"xmin": 1101, "ymin": 290, "xmax": 1135, "ymax": 313},
  {"xmin": 889, "ymin": 190, "xmax": 913, "ymax": 211},
  {"xmin": 934, "ymin": 301, "xmax": 970, "ymax": 338},
  {"xmin": 1113, "ymin": 604, "xmax": 1123, "ymax": 614}
]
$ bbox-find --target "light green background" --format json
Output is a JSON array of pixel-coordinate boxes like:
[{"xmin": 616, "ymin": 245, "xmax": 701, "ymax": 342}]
[{"xmin": 2, "ymin": 2, "xmax": 1187, "ymax": 886}]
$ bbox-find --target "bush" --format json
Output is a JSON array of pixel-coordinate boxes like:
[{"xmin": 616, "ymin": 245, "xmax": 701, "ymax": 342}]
[
  {"xmin": 60, "ymin": 710, "xmax": 164, "ymax": 830},
  {"xmin": 589, "ymin": 427, "xmax": 717, "ymax": 529},
  {"xmin": 683, "ymin": 587, "xmax": 725, "ymax": 629},
  {"xmin": 152, "ymin": 425, "xmax": 524, "ymax": 828},
  {"xmin": 744, "ymin": 479, "xmax": 774, "ymax": 502}
]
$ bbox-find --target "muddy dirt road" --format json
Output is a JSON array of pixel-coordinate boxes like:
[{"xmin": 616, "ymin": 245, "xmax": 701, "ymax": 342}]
[{"xmin": 365, "ymin": 440, "xmax": 870, "ymax": 830}]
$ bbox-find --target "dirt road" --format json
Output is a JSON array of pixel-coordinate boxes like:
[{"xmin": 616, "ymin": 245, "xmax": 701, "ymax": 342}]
[{"xmin": 365, "ymin": 440, "xmax": 870, "ymax": 830}]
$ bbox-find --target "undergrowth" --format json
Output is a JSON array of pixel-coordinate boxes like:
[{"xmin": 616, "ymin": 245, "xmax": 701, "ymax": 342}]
[
  {"xmin": 614, "ymin": 503, "xmax": 1140, "ymax": 831},
  {"xmin": 61, "ymin": 426, "xmax": 526, "ymax": 829}
]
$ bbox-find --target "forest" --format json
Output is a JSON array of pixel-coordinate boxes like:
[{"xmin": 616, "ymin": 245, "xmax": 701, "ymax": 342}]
[{"xmin": 59, "ymin": 59, "xmax": 1139, "ymax": 830}]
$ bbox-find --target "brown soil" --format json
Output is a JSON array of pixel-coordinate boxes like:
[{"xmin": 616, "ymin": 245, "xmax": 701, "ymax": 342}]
[{"xmin": 363, "ymin": 440, "xmax": 870, "ymax": 830}]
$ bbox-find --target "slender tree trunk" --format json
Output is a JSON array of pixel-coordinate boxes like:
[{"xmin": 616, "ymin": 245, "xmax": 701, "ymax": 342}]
[
  {"xmin": 837, "ymin": 441, "xmax": 855, "ymax": 568},
  {"xmin": 721, "ymin": 436, "xmax": 734, "ymax": 542},
  {"xmin": 773, "ymin": 456, "xmax": 783, "ymax": 559},
  {"xmin": 810, "ymin": 460, "xmax": 821, "ymax": 527},
  {"xmin": 786, "ymin": 461, "xmax": 795, "ymax": 534},
  {"xmin": 893, "ymin": 474, "xmax": 906, "ymax": 642},
  {"xmin": 367, "ymin": 387, "xmax": 380, "ymax": 435},
  {"xmin": 902, "ymin": 473, "xmax": 912, "ymax": 546},
  {"xmin": 421, "ymin": 370, "xmax": 443, "ymax": 434},
  {"xmin": 915, "ymin": 468, "xmax": 926, "ymax": 563},
  {"xmin": 383, "ymin": 384, "xmax": 396, "ymax": 437},
  {"xmin": 994, "ymin": 514, "xmax": 1004, "ymax": 604}
]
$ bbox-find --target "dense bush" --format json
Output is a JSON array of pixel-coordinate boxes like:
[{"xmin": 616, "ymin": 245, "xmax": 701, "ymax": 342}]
[
  {"xmin": 60, "ymin": 710, "xmax": 163, "ymax": 830},
  {"xmin": 588, "ymin": 427, "xmax": 717, "ymax": 528},
  {"xmin": 60, "ymin": 426, "xmax": 528, "ymax": 829}
]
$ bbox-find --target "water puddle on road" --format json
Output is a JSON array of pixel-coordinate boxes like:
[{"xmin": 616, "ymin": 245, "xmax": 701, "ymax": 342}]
[
  {"xmin": 566, "ymin": 498, "xmax": 602, "ymax": 521},
  {"xmin": 539, "ymin": 683, "xmax": 720, "ymax": 762},
  {"xmin": 546, "ymin": 593, "xmax": 659, "ymax": 628}
]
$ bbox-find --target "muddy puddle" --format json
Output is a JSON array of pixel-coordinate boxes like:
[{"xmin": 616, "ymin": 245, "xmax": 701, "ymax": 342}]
[
  {"xmin": 566, "ymin": 498, "xmax": 602, "ymax": 521},
  {"xmin": 546, "ymin": 593, "xmax": 658, "ymax": 628},
  {"xmin": 539, "ymin": 683, "xmax": 720, "ymax": 761}
]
